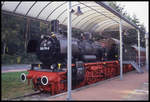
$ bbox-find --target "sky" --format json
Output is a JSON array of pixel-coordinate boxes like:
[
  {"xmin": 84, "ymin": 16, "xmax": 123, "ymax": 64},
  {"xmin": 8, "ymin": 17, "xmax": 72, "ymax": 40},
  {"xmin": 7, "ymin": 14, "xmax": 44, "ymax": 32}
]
[{"xmin": 116, "ymin": 1, "xmax": 149, "ymax": 33}]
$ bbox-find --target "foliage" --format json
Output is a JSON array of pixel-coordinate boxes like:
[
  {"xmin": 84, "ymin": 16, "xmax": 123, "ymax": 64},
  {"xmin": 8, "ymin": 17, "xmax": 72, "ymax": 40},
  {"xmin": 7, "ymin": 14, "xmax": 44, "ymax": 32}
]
[
  {"xmin": 1, "ymin": 14, "xmax": 26, "ymax": 56},
  {"xmin": 106, "ymin": 2, "xmax": 146, "ymax": 48},
  {"xmin": 107, "ymin": 2, "xmax": 133, "ymax": 22},
  {"xmin": 108, "ymin": 2, "xmax": 125, "ymax": 14},
  {"xmin": 1, "ymin": 14, "xmax": 41, "ymax": 64}
]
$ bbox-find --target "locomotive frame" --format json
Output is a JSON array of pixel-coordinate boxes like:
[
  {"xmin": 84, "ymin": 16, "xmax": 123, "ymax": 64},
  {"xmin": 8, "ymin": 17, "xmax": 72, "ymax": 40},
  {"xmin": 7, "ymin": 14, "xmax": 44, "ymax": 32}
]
[{"xmin": 20, "ymin": 60, "xmax": 135, "ymax": 95}]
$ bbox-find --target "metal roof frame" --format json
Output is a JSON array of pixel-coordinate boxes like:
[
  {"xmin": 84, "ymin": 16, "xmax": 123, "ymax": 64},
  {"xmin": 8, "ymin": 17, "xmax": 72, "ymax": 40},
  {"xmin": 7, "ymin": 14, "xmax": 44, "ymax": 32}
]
[
  {"xmin": 2, "ymin": 1, "xmax": 143, "ymax": 33},
  {"xmin": 36, "ymin": 2, "xmax": 53, "ymax": 18}
]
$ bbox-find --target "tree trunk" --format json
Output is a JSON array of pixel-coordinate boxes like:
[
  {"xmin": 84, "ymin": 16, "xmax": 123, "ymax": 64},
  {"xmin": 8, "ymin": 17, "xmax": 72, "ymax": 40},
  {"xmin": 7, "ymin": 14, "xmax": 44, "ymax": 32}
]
[
  {"xmin": 3, "ymin": 43, "xmax": 6, "ymax": 56},
  {"xmin": 25, "ymin": 18, "xmax": 30, "ymax": 52}
]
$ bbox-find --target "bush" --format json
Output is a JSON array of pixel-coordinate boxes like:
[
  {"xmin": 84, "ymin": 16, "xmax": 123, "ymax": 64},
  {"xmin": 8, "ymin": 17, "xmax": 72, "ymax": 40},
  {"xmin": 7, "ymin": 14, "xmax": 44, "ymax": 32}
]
[
  {"xmin": 2, "ymin": 53, "xmax": 40, "ymax": 65},
  {"xmin": 2, "ymin": 54, "xmax": 17, "ymax": 65}
]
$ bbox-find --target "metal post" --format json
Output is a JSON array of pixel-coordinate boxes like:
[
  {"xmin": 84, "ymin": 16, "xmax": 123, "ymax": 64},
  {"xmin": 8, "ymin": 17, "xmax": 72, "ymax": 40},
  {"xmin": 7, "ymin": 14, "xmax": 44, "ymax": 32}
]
[
  {"xmin": 67, "ymin": 1, "xmax": 72, "ymax": 100},
  {"xmin": 137, "ymin": 30, "xmax": 141, "ymax": 68},
  {"xmin": 119, "ymin": 19, "xmax": 123, "ymax": 80},
  {"xmin": 145, "ymin": 33, "xmax": 149, "ymax": 70},
  {"xmin": 119, "ymin": 18, "xmax": 123, "ymax": 80}
]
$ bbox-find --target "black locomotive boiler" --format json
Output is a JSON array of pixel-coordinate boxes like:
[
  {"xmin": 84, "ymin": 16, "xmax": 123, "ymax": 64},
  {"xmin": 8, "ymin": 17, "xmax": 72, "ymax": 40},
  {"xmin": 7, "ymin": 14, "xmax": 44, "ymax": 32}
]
[{"xmin": 27, "ymin": 20, "xmax": 109, "ymax": 70}]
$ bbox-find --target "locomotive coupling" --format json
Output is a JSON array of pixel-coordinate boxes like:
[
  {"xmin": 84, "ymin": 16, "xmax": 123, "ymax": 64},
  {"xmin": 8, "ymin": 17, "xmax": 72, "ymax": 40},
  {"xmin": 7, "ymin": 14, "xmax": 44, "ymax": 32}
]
[
  {"xmin": 41, "ymin": 76, "xmax": 49, "ymax": 85},
  {"xmin": 20, "ymin": 73, "xmax": 26, "ymax": 82}
]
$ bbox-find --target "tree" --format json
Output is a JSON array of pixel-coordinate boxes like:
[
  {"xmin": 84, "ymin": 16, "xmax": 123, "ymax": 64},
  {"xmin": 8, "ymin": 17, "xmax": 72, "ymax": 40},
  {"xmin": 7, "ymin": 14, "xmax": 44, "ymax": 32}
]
[
  {"xmin": 132, "ymin": 14, "xmax": 140, "ymax": 26},
  {"xmin": 108, "ymin": 2, "xmax": 125, "ymax": 16},
  {"xmin": 107, "ymin": 2, "xmax": 147, "ymax": 48},
  {"xmin": 1, "ymin": 14, "xmax": 19, "ymax": 55},
  {"xmin": 1, "ymin": 14, "xmax": 26, "ymax": 56}
]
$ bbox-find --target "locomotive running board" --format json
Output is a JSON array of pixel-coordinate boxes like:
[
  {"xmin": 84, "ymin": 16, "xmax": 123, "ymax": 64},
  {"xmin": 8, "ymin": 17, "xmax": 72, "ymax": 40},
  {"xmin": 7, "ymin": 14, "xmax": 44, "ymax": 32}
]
[{"xmin": 123, "ymin": 61, "xmax": 144, "ymax": 73}]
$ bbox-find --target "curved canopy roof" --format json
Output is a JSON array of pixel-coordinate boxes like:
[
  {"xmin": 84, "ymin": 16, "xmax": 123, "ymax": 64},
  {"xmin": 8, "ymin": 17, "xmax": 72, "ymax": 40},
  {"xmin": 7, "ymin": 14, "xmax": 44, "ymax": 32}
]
[{"xmin": 1, "ymin": 1, "xmax": 140, "ymax": 34}]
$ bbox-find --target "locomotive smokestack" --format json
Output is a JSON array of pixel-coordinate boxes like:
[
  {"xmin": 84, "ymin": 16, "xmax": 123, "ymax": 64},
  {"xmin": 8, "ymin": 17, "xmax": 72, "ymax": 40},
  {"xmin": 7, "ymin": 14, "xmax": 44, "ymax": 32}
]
[{"xmin": 50, "ymin": 20, "xmax": 60, "ymax": 34}]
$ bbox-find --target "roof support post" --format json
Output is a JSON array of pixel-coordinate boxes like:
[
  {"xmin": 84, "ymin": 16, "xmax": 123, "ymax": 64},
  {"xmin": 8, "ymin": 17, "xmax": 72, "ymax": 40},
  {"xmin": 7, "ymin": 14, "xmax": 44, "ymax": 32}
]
[
  {"xmin": 137, "ymin": 30, "xmax": 141, "ymax": 68},
  {"xmin": 119, "ymin": 18, "xmax": 123, "ymax": 80},
  {"xmin": 145, "ymin": 33, "xmax": 149, "ymax": 70},
  {"xmin": 67, "ymin": 1, "xmax": 72, "ymax": 100}
]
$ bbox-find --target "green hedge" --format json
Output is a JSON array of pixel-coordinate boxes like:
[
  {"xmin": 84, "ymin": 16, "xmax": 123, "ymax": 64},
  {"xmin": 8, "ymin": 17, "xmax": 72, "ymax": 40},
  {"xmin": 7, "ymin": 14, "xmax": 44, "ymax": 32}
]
[{"xmin": 2, "ymin": 54, "xmax": 40, "ymax": 65}]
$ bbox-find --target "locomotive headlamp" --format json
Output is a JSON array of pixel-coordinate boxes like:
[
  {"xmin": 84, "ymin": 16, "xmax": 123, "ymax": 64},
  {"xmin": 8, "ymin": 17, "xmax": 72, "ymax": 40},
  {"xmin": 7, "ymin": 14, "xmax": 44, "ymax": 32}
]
[
  {"xmin": 20, "ymin": 73, "xmax": 26, "ymax": 82},
  {"xmin": 41, "ymin": 76, "xmax": 48, "ymax": 85}
]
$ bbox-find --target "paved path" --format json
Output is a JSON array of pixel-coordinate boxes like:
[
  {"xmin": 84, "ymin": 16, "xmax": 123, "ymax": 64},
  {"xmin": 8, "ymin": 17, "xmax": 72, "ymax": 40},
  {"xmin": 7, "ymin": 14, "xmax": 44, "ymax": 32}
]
[
  {"xmin": 1, "ymin": 64, "xmax": 30, "ymax": 73},
  {"xmin": 123, "ymin": 82, "xmax": 148, "ymax": 100}
]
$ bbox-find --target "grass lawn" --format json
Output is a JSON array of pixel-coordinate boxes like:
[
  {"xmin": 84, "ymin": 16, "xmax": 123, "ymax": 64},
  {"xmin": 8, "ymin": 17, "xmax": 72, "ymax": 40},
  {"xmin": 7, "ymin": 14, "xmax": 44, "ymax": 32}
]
[{"xmin": 1, "ymin": 71, "xmax": 35, "ymax": 100}]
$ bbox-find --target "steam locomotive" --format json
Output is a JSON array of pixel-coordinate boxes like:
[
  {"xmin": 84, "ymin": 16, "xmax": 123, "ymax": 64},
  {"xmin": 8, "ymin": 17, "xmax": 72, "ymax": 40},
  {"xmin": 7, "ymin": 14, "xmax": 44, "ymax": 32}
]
[{"xmin": 20, "ymin": 20, "xmax": 134, "ymax": 95}]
